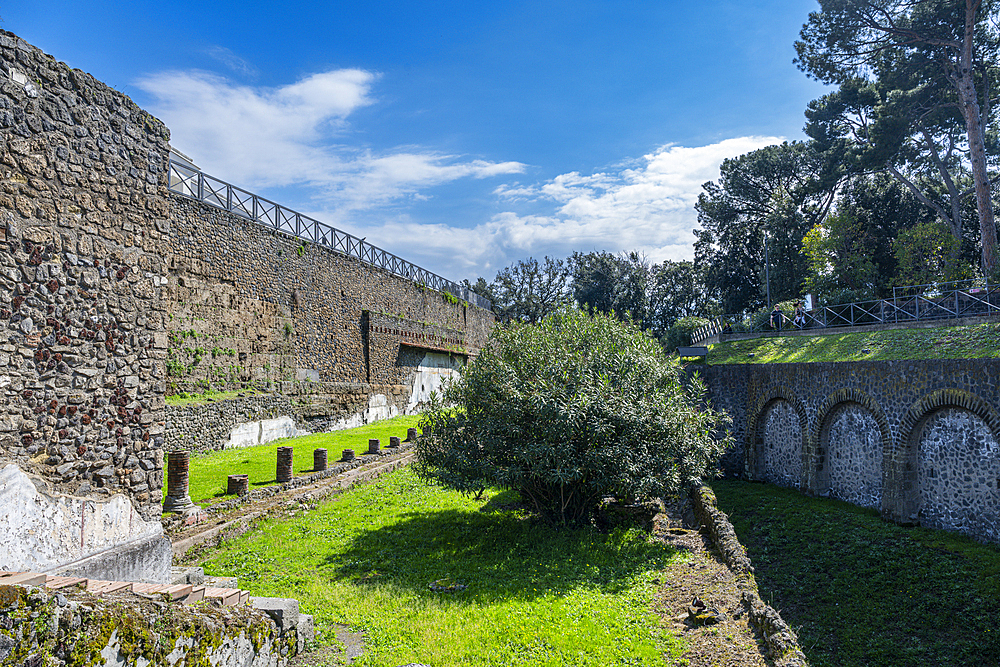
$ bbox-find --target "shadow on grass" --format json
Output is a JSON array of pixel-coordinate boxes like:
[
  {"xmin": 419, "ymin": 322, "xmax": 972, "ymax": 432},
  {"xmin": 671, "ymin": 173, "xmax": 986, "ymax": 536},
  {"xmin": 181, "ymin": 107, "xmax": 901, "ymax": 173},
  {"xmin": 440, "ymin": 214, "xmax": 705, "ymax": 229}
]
[{"xmin": 326, "ymin": 491, "xmax": 678, "ymax": 603}]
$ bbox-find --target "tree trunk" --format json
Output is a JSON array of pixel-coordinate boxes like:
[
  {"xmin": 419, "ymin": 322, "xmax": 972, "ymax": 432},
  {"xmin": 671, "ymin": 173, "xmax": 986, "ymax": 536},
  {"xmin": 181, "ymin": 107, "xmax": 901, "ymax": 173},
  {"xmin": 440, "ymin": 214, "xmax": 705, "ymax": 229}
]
[{"xmin": 956, "ymin": 0, "xmax": 999, "ymax": 276}]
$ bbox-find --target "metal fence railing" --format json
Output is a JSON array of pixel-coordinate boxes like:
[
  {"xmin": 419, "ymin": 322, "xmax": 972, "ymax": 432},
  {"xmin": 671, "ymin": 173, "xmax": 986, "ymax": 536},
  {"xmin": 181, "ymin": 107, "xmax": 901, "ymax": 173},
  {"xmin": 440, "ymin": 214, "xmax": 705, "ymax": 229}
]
[
  {"xmin": 691, "ymin": 279, "xmax": 1000, "ymax": 344},
  {"xmin": 167, "ymin": 159, "xmax": 493, "ymax": 312}
]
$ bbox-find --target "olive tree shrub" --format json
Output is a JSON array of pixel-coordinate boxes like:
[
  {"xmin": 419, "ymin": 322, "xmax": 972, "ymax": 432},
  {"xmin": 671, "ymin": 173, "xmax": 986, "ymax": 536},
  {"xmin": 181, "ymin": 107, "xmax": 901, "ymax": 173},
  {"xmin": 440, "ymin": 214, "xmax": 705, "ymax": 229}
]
[{"xmin": 414, "ymin": 307, "xmax": 731, "ymax": 526}]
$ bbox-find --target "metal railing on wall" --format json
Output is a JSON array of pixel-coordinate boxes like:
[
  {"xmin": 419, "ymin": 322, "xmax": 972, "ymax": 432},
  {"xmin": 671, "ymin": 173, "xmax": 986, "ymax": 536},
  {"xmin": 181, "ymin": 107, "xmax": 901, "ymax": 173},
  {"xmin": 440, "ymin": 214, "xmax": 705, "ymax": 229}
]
[
  {"xmin": 691, "ymin": 278, "xmax": 1000, "ymax": 344},
  {"xmin": 167, "ymin": 159, "xmax": 493, "ymax": 312}
]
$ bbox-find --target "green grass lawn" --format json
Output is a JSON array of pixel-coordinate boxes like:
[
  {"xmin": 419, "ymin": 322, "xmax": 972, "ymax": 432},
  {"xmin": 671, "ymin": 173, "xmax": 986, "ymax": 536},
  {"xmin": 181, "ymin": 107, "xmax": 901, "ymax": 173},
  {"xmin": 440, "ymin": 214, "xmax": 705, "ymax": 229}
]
[
  {"xmin": 173, "ymin": 415, "xmax": 420, "ymax": 505},
  {"xmin": 713, "ymin": 480, "xmax": 1000, "ymax": 667},
  {"xmin": 200, "ymin": 467, "xmax": 688, "ymax": 666},
  {"xmin": 707, "ymin": 321, "xmax": 1000, "ymax": 364}
]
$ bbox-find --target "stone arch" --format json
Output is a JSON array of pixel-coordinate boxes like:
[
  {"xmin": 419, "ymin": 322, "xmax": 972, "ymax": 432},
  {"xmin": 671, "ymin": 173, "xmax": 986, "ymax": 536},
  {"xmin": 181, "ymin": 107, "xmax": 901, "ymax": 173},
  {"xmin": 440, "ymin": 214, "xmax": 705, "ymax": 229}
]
[
  {"xmin": 811, "ymin": 388, "xmax": 890, "ymax": 509},
  {"xmin": 745, "ymin": 385, "xmax": 808, "ymax": 489},
  {"xmin": 899, "ymin": 388, "xmax": 1000, "ymax": 445},
  {"xmin": 899, "ymin": 389, "xmax": 1000, "ymax": 541}
]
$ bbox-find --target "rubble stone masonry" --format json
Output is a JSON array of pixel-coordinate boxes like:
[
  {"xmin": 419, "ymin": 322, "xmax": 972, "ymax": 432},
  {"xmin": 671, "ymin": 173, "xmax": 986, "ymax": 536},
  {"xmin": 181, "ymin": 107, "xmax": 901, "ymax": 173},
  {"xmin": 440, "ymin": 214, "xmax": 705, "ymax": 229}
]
[
  {"xmin": 703, "ymin": 359, "xmax": 1000, "ymax": 544},
  {"xmin": 0, "ymin": 31, "xmax": 170, "ymax": 520}
]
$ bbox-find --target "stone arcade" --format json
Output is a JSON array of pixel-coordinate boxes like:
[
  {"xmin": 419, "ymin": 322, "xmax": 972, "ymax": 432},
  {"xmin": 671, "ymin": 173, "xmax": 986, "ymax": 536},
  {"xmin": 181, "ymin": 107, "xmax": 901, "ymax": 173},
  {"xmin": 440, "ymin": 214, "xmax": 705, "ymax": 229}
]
[{"xmin": 704, "ymin": 359, "xmax": 1000, "ymax": 544}]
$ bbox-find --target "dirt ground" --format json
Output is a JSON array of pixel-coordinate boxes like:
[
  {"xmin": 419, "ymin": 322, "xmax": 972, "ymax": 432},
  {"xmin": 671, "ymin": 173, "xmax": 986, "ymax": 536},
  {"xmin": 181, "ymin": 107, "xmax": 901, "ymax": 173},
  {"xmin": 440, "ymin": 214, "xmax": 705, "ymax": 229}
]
[{"xmin": 651, "ymin": 506, "xmax": 773, "ymax": 667}]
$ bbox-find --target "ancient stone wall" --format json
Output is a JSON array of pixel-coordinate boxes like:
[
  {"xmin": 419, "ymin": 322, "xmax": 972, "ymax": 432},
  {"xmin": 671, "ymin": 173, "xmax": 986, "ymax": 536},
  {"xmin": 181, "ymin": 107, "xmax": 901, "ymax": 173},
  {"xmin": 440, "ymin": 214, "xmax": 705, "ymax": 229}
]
[
  {"xmin": 0, "ymin": 584, "xmax": 297, "ymax": 667},
  {"xmin": 0, "ymin": 32, "xmax": 169, "ymax": 529},
  {"xmin": 165, "ymin": 382, "xmax": 410, "ymax": 453},
  {"xmin": 163, "ymin": 196, "xmax": 491, "ymax": 396},
  {"xmin": 702, "ymin": 359, "xmax": 1000, "ymax": 544}
]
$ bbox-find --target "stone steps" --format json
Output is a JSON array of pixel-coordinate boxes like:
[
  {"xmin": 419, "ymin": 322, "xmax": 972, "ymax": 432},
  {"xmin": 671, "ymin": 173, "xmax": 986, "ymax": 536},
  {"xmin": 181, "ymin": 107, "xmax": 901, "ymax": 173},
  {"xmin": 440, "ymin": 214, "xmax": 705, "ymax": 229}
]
[{"xmin": 0, "ymin": 571, "xmax": 248, "ymax": 606}]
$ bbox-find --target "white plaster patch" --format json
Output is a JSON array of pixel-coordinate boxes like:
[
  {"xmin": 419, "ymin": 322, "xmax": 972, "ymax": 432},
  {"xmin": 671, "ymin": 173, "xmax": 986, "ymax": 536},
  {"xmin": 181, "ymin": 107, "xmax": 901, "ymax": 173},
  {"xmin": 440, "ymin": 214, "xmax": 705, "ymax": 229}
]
[
  {"xmin": 0, "ymin": 464, "xmax": 163, "ymax": 573},
  {"xmin": 324, "ymin": 393, "xmax": 402, "ymax": 432},
  {"xmin": 325, "ymin": 412, "xmax": 365, "ymax": 431},
  {"xmin": 406, "ymin": 352, "xmax": 462, "ymax": 413},
  {"xmin": 224, "ymin": 416, "xmax": 310, "ymax": 449},
  {"xmin": 364, "ymin": 393, "xmax": 399, "ymax": 423}
]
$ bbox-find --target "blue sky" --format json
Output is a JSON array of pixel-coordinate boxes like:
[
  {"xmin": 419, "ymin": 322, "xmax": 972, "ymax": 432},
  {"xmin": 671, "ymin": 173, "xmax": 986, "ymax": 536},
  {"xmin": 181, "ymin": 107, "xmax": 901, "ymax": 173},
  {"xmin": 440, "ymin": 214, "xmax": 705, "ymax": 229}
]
[{"xmin": 5, "ymin": 1, "xmax": 828, "ymax": 283}]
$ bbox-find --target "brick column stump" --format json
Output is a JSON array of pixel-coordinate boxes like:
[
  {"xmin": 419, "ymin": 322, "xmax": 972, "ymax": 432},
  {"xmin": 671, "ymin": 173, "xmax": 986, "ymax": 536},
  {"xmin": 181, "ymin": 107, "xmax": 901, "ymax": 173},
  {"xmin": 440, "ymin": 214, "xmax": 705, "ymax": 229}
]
[
  {"xmin": 314, "ymin": 448, "xmax": 328, "ymax": 472},
  {"xmin": 276, "ymin": 446, "xmax": 294, "ymax": 483},
  {"xmin": 164, "ymin": 450, "xmax": 196, "ymax": 513},
  {"xmin": 227, "ymin": 474, "xmax": 249, "ymax": 495}
]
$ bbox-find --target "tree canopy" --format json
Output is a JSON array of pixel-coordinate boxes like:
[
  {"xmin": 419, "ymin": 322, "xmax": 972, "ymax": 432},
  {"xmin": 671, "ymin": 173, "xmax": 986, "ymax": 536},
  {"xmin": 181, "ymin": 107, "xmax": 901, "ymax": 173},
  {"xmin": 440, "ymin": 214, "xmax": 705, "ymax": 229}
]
[
  {"xmin": 467, "ymin": 256, "xmax": 570, "ymax": 324},
  {"xmin": 693, "ymin": 142, "xmax": 837, "ymax": 313},
  {"xmin": 796, "ymin": 0, "xmax": 1000, "ymax": 276}
]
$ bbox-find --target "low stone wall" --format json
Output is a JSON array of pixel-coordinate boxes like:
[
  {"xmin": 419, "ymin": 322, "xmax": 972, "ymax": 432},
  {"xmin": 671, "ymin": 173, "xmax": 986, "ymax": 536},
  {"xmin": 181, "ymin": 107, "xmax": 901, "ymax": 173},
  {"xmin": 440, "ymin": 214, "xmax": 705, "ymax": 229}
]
[
  {"xmin": 689, "ymin": 484, "xmax": 808, "ymax": 667},
  {"xmin": 165, "ymin": 383, "xmax": 409, "ymax": 452},
  {"xmin": 0, "ymin": 584, "xmax": 298, "ymax": 667}
]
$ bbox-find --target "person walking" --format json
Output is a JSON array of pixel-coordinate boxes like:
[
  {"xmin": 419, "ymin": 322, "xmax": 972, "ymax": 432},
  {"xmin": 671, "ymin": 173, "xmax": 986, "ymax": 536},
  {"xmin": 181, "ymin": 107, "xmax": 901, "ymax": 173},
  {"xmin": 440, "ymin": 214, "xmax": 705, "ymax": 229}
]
[{"xmin": 770, "ymin": 304, "xmax": 784, "ymax": 331}]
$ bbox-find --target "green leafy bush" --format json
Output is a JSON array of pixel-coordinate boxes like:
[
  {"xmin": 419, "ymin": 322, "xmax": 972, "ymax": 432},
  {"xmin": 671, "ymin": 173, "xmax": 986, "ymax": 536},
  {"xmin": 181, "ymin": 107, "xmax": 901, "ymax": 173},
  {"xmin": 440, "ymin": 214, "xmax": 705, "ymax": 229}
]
[
  {"xmin": 660, "ymin": 315, "xmax": 712, "ymax": 351},
  {"xmin": 415, "ymin": 307, "xmax": 731, "ymax": 526}
]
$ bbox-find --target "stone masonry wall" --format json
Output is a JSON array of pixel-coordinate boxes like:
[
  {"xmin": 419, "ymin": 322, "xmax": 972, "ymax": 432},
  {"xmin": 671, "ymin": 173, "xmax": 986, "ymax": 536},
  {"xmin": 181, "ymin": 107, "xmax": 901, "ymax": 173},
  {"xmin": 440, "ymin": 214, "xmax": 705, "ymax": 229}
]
[
  {"xmin": 0, "ymin": 30, "xmax": 493, "ymax": 581},
  {"xmin": 0, "ymin": 584, "xmax": 294, "ymax": 667},
  {"xmin": 165, "ymin": 382, "xmax": 410, "ymax": 453},
  {"xmin": 163, "ymin": 197, "xmax": 493, "ymax": 396},
  {"xmin": 702, "ymin": 359, "xmax": 1000, "ymax": 544},
  {"xmin": 0, "ymin": 31, "xmax": 169, "ymax": 521}
]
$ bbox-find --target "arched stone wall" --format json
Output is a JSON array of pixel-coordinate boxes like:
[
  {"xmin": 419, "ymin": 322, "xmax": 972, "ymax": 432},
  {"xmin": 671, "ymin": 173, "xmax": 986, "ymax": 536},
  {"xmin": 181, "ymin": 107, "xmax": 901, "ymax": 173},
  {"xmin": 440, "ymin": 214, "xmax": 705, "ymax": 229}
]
[
  {"xmin": 900, "ymin": 389, "xmax": 1000, "ymax": 543},
  {"xmin": 816, "ymin": 402, "xmax": 883, "ymax": 508},
  {"xmin": 747, "ymin": 388, "xmax": 807, "ymax": 489},
  {"xmin": 703, "ymin": 360, "xmax": 1000, "ymax": 545},
  {"xmin": 813, "ymin": 389, "xmax": 889, "ymax": 510}
]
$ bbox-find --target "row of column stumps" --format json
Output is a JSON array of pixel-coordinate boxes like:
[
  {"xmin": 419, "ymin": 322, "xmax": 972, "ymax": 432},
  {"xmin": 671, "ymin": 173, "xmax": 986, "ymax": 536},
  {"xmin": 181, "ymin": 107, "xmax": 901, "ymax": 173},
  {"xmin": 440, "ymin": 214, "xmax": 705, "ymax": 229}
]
[{"xmin": 163, "ymin": 427, "xmax": 425, "ymax": 508}]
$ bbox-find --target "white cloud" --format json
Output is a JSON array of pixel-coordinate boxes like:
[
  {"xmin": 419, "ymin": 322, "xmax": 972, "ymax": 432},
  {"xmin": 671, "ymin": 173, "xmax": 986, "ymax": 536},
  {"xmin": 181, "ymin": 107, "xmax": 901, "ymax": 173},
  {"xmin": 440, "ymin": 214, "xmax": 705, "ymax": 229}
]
[
  {"xmin": 204, "ymin": 46, "xmax": 258, "ymax": 78},
  {"xmin": 342, "ymin": 136, "xmax": 785, "ymax": 279},
  {"xmin": 136, "ymin": 68, "xmax": 524, "ymax": 210},
  {"xmin": 137, "ymin": 64, "xmax": 780, "ymax": 282}
]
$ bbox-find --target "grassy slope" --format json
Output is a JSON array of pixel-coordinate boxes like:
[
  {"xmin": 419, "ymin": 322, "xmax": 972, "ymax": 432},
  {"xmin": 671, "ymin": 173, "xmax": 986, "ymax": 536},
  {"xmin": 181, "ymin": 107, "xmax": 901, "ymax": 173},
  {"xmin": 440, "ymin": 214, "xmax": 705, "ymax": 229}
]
[
  {"xmin": 707, "ymin": 322, "xmax": 1000, "ymax": 365},
  {"xmin": 201, "ymin": 467, "xmax": 687, "ymax": 667},
  {"xmin": 174, "ymin": 415, "xmax": 420, "ymax": 505},
  {"xmin": 713, "ymin": 480, "xmax": 1000, "ymax": 667}
]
